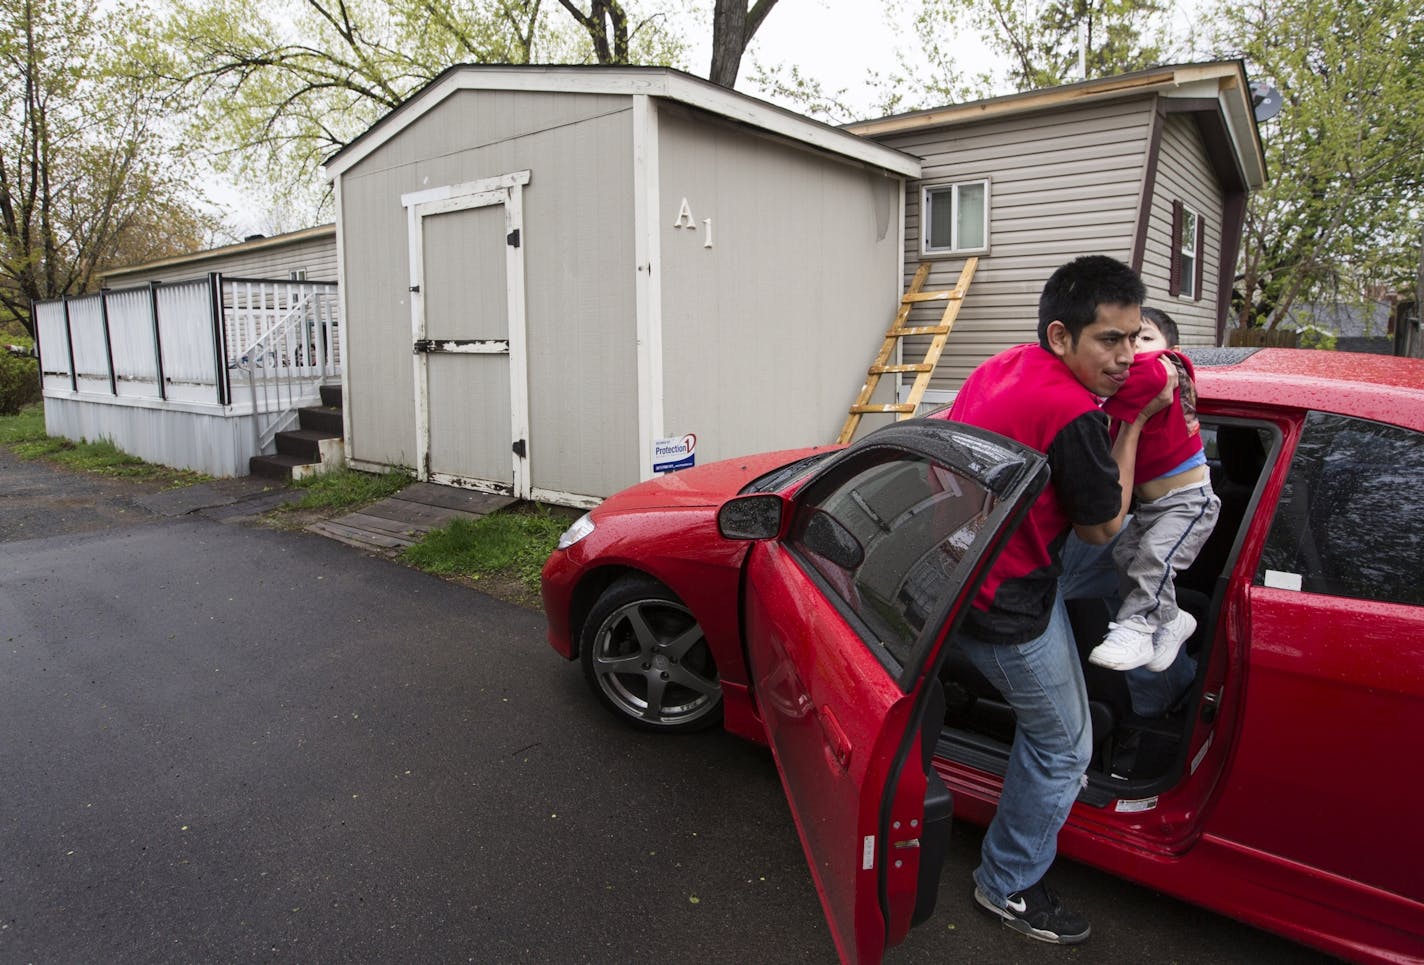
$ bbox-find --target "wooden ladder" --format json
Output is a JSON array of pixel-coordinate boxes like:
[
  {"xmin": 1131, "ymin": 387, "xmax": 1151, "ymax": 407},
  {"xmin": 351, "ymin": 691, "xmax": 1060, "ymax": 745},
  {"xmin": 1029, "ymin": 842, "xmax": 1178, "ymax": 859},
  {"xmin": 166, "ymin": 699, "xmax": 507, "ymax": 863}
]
[{"xmin": 836, "ymin": 257, "xmax": 978, "ymax": 445}]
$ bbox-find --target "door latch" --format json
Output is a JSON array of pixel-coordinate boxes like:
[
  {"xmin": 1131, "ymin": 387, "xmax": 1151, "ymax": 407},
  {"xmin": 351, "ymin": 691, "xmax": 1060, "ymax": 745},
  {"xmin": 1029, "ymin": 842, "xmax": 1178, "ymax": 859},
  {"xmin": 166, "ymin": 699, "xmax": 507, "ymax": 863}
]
[{"xmin": 512, "ymin": 439, "xmax": 527, "ymax": 458}]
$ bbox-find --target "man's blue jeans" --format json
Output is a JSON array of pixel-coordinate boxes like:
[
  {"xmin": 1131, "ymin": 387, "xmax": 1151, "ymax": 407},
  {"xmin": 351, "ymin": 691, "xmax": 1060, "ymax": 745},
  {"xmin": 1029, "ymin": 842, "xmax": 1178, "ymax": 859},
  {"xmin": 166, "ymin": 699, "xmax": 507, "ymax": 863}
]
[{"xmin": 957, "ymin": 532, "xmax": 1195, "ymax": 905}]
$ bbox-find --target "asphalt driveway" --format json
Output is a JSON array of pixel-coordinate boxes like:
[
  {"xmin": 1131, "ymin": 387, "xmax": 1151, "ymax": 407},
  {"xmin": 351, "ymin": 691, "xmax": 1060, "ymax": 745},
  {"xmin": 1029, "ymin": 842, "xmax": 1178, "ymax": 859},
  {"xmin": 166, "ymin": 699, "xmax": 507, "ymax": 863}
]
[{"xmin": 0, "ymin": 451, "xmax": 1335, "ymax": 963}]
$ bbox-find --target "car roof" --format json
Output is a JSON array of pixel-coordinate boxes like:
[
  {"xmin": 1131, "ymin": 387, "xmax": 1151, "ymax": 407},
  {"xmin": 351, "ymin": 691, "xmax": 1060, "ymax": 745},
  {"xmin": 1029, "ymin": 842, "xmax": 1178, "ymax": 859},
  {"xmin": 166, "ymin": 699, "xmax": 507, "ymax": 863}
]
[{"xmin": 1188, "ymin": 347, "xmax": 1424, "ymax": 432}]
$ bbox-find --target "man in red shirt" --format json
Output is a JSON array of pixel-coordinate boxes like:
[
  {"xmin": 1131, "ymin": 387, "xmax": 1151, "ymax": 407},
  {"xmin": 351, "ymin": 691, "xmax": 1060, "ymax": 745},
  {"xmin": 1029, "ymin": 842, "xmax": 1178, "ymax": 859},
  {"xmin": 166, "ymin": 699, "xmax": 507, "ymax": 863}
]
[{"xmin": 933, "ymin": 255, "xmax": 1174, "ymax": 945}]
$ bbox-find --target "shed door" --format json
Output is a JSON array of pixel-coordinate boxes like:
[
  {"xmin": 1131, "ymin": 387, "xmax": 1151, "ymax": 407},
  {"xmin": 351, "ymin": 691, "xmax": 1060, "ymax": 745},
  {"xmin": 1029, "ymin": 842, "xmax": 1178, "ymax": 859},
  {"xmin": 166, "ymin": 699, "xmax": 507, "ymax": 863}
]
[{"xmin": 404, "ymin": 172, "xmax": 530, "ymax": 497}]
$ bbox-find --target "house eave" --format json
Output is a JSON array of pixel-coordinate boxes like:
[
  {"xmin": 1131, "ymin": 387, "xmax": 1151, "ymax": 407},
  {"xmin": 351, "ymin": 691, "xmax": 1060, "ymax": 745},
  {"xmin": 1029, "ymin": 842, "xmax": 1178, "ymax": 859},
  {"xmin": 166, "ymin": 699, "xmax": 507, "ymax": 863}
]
[{"xmin": 845, "ymin": 61, "xmax": 1266, "ymax": 190}]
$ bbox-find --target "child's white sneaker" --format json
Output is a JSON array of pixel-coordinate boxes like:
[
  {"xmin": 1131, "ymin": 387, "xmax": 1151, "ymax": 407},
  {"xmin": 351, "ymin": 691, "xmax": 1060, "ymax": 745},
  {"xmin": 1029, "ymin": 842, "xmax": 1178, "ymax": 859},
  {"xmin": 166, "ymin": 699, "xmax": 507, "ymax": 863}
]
[
  {"xmin": 1088, "ymin": 616, "xmax": 1154, "ymax": 670},
  {"xmin": 1146, "ymin": 610, "xmax": 1197, "ymax": 672}
]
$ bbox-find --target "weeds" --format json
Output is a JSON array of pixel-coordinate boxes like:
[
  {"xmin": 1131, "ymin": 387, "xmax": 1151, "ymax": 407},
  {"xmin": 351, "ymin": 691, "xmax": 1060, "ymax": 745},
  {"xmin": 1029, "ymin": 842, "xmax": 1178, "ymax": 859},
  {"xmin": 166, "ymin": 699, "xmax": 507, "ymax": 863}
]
[
  {"xmin": 0, "ymin": 402, "xmax": 206, "ymax": 486},
  {"xmin": 284, "ymin": 466, "xmax": 413, "ymax": 510},
  {"xmin": 402, "ymin": 505, "xmax": 572, "ymax": 594}
]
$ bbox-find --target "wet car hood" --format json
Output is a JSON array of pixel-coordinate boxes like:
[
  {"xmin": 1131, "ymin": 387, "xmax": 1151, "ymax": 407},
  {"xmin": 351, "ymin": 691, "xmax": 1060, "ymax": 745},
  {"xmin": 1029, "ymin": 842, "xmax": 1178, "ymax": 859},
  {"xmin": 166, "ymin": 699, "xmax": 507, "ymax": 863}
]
[{"xmin": 595, "ymin": 447, "xmax": 832, "ymax": 513}]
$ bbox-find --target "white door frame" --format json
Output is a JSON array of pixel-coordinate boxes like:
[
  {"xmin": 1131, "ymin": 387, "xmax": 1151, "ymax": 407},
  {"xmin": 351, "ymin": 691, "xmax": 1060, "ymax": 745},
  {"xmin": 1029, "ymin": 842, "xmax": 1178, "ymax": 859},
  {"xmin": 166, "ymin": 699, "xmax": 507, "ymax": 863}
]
[{"xmin": 402, "ymin": 170, "xmax": 531, "ymax": 497}]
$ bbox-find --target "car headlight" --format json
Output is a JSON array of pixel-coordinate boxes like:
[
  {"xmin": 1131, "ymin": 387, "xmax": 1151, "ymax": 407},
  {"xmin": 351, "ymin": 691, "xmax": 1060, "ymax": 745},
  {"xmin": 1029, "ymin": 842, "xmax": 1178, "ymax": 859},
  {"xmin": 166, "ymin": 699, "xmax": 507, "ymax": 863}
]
[{"xmin": 557, "ymin": 512, "xmax": 596, "ymax": 550}]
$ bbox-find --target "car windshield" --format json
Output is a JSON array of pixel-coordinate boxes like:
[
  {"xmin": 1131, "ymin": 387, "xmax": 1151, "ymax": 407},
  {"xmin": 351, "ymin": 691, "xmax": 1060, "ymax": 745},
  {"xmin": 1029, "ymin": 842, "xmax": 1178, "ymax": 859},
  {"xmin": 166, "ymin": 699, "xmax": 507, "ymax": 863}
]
[{"xmin": 740, "ymin": 451, "xmax": 837, "ymax": 495}]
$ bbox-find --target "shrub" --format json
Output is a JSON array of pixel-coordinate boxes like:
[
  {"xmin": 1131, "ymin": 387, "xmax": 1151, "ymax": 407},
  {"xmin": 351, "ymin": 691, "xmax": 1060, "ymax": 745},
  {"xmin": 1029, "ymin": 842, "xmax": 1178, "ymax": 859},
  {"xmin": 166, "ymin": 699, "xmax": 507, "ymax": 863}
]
[{"xmin": 0, "ymin": 338, "xmax": 42, "ymax": 415}]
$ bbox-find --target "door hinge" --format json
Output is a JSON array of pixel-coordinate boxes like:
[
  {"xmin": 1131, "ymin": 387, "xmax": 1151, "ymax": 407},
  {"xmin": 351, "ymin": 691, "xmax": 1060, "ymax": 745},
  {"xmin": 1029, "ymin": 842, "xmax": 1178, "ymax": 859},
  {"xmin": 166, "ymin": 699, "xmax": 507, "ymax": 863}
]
[
  {"xmin": 413, "ymin": 339, "xmax": 433, "ymax": 354},
  {"xmin": 512, "ymin": 439, "xmax": 527, "ymax": 458},
  {"xmin": 506, "ymin": 229, "xmax": 520, "ymax": 248}
]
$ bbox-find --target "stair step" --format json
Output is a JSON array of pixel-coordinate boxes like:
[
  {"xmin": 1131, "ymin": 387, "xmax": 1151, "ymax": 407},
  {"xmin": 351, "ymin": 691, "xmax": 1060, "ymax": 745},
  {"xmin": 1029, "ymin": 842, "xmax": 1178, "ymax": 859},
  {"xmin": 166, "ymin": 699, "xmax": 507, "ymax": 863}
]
[
  {"xmin": 276, "ymin": 428, "xmax": 341, "ymax": 460},
  {"xmin": 319, "ymin": 383, "xmax": 343, "ymax": 408},
  {"xmin": 298, "ymin": 405, "xmax": 343, "ymax": 434},
  {"xmin": 250, "ymin": 453, "xmax": 315, "ymax": 481}
]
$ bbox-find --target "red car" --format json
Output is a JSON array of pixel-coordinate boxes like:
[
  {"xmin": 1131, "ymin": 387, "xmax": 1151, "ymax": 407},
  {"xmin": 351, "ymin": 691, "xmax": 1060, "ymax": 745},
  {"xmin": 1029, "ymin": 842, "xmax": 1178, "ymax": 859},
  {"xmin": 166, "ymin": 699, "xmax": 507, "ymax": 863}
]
[{"xmin": 541, "ymin": 347, "xmax": 1424, "ymax": 964}]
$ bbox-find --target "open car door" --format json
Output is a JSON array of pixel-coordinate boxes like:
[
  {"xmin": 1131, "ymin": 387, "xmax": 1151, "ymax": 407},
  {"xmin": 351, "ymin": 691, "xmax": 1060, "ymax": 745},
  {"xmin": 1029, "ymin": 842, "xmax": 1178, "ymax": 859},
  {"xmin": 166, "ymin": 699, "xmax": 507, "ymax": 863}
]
[{"xmin": 720, "ymin": 420, "xmax": 1048, "ymax": 964}]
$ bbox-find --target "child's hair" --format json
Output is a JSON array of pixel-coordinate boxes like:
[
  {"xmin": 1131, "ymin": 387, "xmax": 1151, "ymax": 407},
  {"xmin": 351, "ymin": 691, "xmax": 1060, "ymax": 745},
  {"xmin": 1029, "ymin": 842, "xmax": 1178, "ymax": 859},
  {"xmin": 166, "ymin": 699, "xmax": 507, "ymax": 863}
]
[
  {"xmin": 1140, "ymin": 306, "xmax": 1180, "ymax": 348},
  {"xmin": 1037, "ymin": 255, "xmax": 1147, "ymax": 349}
]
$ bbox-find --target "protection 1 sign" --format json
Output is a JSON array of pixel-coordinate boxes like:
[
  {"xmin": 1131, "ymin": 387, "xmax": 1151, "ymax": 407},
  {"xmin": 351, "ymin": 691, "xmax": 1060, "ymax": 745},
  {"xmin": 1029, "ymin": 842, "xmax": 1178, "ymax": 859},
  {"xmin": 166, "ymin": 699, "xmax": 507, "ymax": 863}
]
[{"xmin": 653, "ymin": 434, "xmax": 696, "ymax": 473}]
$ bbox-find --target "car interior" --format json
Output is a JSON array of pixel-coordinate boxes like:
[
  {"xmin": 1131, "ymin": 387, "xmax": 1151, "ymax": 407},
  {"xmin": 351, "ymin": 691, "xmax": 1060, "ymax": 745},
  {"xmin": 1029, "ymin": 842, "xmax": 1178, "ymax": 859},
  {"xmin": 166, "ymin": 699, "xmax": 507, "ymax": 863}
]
[{"xmin": 935, "ymin": 419, "xmax": 1278, "ymax": 803}]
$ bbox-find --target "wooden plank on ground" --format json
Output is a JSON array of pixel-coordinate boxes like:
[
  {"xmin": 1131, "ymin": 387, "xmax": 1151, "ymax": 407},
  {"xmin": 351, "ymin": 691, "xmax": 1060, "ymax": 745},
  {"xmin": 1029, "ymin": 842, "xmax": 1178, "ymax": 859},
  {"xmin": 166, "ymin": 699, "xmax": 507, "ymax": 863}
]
[
  {"xmin": 334, "ymin": 511, "xmax": 428, "ymax": 540},
  {"xmin": 361, "ymin": 498, "xmax": 483, "ymax": 529},
  {"xmin": 307, "ymin": 519, "xmax": 414, "ymax": 550},
  {"xmin": 398, "ymin": 483, "xmax": 516, "ymax": 515}
]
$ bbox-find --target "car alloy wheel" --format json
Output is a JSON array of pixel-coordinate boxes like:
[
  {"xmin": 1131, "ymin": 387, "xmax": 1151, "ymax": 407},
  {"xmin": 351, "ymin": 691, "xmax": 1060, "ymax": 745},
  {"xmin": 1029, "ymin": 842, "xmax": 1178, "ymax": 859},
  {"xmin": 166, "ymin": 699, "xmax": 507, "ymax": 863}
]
[{"xmin": 580, "ymin": 577, "xmax": 722, "ymax": 732}]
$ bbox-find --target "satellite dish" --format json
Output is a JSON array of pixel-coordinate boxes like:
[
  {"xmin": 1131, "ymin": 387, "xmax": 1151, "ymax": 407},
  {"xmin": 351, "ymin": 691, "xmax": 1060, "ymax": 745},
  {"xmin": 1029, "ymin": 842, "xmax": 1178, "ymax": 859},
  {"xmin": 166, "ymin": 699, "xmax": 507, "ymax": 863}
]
[{"xmin": 1251, "ymin": 81, "xmax": 1283, "ymax": 123}]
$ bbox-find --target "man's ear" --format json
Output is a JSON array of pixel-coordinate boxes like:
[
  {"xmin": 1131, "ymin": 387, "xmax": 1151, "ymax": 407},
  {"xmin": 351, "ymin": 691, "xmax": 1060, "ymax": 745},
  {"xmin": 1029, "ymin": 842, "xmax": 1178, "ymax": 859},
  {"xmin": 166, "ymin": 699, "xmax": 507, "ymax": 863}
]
[{"xmin": 1045, "ymin": 320, "xmax": 1072, "ymax": 358}]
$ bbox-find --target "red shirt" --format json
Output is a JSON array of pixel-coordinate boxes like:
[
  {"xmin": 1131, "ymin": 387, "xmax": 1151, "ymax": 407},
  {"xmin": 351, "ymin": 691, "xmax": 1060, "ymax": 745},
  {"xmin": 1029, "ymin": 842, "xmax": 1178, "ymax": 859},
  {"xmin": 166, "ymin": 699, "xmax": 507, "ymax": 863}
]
[
  {"xmin": 1101, "ymin": 350, "xmax": 1204, "ymax": 482},
  {"xmin": 933, "ymin": 344, "xmax": 1121, "ymax": 644}
]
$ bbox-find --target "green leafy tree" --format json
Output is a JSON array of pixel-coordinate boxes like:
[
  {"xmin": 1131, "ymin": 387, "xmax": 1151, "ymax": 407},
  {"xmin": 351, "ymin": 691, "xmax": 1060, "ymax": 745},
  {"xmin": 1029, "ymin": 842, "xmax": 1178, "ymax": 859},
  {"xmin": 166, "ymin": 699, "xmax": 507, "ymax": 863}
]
[
  {"xmin": 156, "ymin": 0, "xmax": 689, "ymax": 214},
  {"xmin": 862, "ymin": 0, "xmax": 1171, "ymax": 114},
  {"xmin": 1211, "ymin": 0, "xmax": 1424, "ymax": 329},
  {"xmin": 0, "ymin": 0, "xmax": 214, "ymax": 338}
]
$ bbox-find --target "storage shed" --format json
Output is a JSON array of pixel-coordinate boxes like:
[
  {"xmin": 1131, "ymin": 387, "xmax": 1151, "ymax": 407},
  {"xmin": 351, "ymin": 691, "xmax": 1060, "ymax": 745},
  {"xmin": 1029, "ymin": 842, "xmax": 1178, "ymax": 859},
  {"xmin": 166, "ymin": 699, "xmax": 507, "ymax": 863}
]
[
  {"xmin": 324, "ymin": 65, "xmax": 920, "ymax": 507},
  {"xmin": 846, "ymin": 61, "xmax": 1267, "ymax": 404}
]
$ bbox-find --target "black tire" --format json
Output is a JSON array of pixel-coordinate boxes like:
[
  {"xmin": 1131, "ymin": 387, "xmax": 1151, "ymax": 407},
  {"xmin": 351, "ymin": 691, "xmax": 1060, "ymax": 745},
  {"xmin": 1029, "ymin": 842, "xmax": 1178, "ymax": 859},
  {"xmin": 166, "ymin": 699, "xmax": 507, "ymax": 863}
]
[{"xmin": 579, "ymin": 576, "xmax": 722, "ymax": 732}]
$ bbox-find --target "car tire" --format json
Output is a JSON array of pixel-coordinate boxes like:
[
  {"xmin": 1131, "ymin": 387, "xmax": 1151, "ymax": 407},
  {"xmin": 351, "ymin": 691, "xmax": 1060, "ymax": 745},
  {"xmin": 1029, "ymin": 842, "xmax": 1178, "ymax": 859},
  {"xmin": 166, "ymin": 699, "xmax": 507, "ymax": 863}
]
[{"xmin": 580, "ymin": 576, "xmax": 723, "ymax": 733}]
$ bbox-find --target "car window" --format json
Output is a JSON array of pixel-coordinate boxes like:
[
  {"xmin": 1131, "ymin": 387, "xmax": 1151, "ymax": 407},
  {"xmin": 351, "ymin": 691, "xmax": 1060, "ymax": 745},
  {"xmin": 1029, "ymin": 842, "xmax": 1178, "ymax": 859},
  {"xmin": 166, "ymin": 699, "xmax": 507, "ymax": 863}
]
[
  {"xmin": 786, "ymin": 451, "xmax": 999, "ymax": 674},
  {"xmin": 1257, "ymin": 412, "xmax": 1424, "ymax": 607}
]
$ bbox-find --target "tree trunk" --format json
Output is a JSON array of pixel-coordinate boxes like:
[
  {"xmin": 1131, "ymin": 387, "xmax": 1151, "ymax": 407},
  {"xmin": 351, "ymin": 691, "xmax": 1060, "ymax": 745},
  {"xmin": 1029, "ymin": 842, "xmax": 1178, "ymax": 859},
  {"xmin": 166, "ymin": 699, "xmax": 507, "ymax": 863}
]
[{"xmin": 708, "ymin": 0, "xmax": 778, "ymax": 88}]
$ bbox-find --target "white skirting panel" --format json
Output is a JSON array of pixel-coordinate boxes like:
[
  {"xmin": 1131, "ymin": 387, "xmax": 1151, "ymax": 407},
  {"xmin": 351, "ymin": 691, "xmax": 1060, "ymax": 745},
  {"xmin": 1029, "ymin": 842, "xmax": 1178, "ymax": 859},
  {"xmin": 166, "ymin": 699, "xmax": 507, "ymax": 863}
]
[{"xmin": 42, "ymin": 393, "xmax": 292, "ymax": 478}]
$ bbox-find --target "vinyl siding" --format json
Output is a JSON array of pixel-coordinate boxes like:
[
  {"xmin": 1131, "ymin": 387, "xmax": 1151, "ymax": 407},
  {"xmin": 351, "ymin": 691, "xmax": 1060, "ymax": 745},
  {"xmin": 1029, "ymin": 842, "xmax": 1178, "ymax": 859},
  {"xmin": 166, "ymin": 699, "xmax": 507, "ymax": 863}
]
[
  {"xmin": 102, "ymin": 230, "xmax": 338, "ymax": 287},
  {"xmin": 1140, "ymin": 113, "xmax": 1225, "ymax": 345},
  {"xmin": 873, "ymin": 99, "xmax": 1156, "ymax": 394}
]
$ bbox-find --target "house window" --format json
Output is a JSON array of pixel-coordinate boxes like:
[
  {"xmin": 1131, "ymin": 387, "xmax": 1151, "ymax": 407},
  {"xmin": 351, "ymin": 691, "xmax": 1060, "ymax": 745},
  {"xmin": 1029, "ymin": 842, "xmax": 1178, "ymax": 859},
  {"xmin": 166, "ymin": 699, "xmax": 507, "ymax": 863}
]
[
  {"xmin": 922, "ymin": 180, "xmax": 989, "ymax": 256},
  {"xmin": 1171, "ymin": 201, "xmax": 1203, "ymax": 301},
  {"xmin": 289, "ymin": 269, "xmax": 307, "ymax": 281}
]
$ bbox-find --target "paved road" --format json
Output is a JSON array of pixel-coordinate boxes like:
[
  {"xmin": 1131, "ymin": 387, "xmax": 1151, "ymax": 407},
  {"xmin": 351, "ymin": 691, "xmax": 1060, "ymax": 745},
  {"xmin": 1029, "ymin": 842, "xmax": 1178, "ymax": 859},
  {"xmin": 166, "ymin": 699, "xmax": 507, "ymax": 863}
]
[{"xmin": 0, "ymin": 451, "xmax": 1334, "ymax": 963}]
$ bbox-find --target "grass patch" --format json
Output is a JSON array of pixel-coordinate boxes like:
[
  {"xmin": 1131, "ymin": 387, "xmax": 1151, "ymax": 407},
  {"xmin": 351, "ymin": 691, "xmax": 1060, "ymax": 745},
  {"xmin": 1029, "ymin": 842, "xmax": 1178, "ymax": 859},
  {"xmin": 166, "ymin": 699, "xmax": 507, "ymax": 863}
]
[
  {"xmin": 284, "ymin": 466, "xmax": 413, "ymax": 511},
  {"xmin": 0, "ymin": 402, "xmax": 206, "ymax": 486},
  {"xmin": 0, "ymin": 403, "xmax": 46, "ymax": 446},
  {"xmin": 402, "ymin": 504, "xmax": 573, "ymax": 594}
]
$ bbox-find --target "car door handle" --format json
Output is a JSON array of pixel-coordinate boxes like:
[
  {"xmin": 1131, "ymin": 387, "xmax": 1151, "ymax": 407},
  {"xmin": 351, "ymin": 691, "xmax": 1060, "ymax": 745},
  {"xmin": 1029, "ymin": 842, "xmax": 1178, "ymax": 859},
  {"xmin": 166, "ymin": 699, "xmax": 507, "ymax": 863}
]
[{"xmin": 817, "ymin": 705, "xmax": 852, "ymax": 771}]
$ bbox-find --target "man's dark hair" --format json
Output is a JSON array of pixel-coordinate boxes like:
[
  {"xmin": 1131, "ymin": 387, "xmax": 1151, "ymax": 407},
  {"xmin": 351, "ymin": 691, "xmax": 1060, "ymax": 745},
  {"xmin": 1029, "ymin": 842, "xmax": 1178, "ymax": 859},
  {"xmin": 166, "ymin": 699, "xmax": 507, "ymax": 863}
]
[
  {"xmin": 1140, "ymin": 306, "xmax": 1180, "ymax": 347},
  {"xmin": 1037, "ymin": 255, "xmax": 1147, "ymax": 349}
]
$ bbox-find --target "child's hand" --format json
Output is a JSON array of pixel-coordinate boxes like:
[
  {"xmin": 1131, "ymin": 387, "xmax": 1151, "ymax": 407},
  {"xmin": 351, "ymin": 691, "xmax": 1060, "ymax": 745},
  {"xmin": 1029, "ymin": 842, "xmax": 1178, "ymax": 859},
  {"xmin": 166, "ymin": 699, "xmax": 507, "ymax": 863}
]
[{"xmin": 1134, "ymin": 357, "xmax": 1179, "ymax": 425}]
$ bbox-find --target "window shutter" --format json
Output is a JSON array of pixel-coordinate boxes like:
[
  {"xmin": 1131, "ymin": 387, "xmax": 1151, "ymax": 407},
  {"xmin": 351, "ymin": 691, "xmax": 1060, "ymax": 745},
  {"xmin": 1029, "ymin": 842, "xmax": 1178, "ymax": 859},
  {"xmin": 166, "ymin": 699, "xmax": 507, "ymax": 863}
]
[
  {"xmin": 1194, "ymin": 214, "xmax": 1205, "ymax": 302},
  {"xmin": 1169, "ymin": 201, "xmax": 1182, "ymax": 297}
]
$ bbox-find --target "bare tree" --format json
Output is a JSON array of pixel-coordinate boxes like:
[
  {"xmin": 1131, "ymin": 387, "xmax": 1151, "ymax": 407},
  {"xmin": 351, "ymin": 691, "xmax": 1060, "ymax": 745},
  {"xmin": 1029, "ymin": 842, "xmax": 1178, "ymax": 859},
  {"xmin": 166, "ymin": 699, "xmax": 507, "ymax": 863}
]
[
  {"xmin": 0, "ymin": 0, "xmax": 213, "ymax": 336},
  {"xmin": 709, "ymin": 0, "xmax": 778, "ymax": 87}
]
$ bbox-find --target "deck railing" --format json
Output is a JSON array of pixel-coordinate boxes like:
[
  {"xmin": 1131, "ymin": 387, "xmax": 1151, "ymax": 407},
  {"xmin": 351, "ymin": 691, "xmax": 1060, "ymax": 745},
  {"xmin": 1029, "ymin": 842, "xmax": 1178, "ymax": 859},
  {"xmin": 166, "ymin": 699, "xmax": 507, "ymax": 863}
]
[{"xmin": 35, "ymin": 273, "xmax": 341, "ymax": 414}]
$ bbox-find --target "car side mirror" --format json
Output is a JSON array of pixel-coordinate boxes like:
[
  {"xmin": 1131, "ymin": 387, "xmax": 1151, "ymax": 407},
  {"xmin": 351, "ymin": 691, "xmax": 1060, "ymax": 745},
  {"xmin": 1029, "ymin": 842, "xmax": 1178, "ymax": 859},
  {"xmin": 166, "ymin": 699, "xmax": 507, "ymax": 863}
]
[{"xmin": 718, "ymin": 493, "xmax": 788, "ymax": 540}]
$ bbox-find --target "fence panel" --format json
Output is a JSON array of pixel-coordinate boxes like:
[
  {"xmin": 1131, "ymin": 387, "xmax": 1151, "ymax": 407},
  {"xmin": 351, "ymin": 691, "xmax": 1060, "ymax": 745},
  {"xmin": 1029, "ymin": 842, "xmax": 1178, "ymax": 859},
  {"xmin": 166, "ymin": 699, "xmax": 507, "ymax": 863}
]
[
  {"xmin": 34, "ymin": 300, "xmax": 72, "ymax": 391},
  {"xmin": 105, "ymin": 288, "xmax": 161, "ymax": 398},
  {"xmin": 155, "ymin": 280, "xmax": 219, "ymax": 401},
  {"xmin": 66, "ymin": 295, "xmax": 112, "ymax": 393}
]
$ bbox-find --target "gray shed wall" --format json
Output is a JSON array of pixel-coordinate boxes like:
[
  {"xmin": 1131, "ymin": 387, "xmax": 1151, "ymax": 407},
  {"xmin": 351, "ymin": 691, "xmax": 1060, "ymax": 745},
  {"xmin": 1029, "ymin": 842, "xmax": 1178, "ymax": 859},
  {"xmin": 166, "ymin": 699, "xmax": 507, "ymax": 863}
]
[
  {"xmin": 1140, "ymin": 113, "xmax": 1225, "ymax": 345},
  {"xmin": 338, "ymin": 90, "xmax": 639, "ymax": 497},
  {"xmin": 657, "ymin": 106, "xmax": 904, "ymax": 453},
  {"xmin": 875, "ymin": 99, "xmax": 1156, "ymax": 394},
  {"xmin": 103, "ymin": 231, "xmax": 338, "ymax": 287}
]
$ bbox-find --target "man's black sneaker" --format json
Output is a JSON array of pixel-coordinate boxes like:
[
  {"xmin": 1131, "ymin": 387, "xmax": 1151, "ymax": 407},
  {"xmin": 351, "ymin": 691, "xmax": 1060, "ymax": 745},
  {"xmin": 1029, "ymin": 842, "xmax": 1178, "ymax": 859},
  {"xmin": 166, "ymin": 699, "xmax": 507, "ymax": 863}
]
[{"xmin": 974, "ymin": 881, "xmax": 1091, "ymax": 944}]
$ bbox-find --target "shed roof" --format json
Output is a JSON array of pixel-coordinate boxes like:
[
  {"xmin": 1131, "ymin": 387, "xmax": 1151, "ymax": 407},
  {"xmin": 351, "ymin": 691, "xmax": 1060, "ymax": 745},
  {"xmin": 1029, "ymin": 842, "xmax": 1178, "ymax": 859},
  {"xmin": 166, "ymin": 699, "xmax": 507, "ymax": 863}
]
[
  {"xmin": 844, "ymin": 61, "xmax": 1266, "ymax": 190},
  {"xmin": 322, "ymin": 64, "xmax": 922, "ymax": 180}
]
